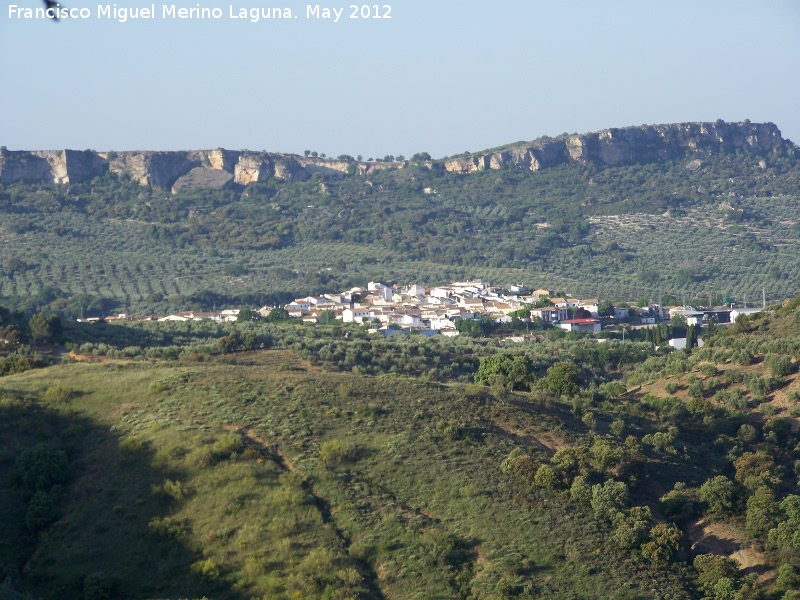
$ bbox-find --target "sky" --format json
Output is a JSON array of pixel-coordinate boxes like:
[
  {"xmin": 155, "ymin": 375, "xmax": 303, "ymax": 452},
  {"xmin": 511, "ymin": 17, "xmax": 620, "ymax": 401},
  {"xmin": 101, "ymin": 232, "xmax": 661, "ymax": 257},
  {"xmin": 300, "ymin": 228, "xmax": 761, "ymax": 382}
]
[{"xmin": 1, "ymin": 0, "xmax": 798, "ymax": 158}]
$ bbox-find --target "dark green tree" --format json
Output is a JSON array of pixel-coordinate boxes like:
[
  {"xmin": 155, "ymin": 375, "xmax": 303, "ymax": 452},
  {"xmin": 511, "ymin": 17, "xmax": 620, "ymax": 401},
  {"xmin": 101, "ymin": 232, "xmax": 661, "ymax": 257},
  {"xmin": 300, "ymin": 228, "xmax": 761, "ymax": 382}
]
[
  {"xmin": 28, "ymin": 313, "xmax": 62, "ymax": 343},
  {"xmin": 474, "ymin": 353, "xmax": 533, "ymax": 390},
  {"xmin": 542, "ymin": 361, "xmax": 582, "ymax": 397},
  {"xmin": 699, "ymin": 475, "xmax": 736, "ymax": 517},
  {"xmin": 266, "ymin": 307, "xmax": 291, "ymax": 322}
]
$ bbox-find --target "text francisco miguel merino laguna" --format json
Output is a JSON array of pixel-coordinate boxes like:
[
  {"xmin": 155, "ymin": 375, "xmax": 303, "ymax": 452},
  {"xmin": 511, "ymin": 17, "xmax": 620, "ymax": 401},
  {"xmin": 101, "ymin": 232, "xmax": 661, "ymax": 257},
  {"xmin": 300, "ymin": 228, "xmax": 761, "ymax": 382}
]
[{"xmin": 7, "ymin": 3, "xmax": 392, "ymax": 23}]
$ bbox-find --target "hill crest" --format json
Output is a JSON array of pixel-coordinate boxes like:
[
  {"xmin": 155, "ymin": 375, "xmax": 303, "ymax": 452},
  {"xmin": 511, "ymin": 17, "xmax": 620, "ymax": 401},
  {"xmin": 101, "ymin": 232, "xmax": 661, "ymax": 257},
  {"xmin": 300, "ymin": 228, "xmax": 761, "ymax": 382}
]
[{"xmin": 0, "ymin": 121, "xmax": 794, "ymax": 192}]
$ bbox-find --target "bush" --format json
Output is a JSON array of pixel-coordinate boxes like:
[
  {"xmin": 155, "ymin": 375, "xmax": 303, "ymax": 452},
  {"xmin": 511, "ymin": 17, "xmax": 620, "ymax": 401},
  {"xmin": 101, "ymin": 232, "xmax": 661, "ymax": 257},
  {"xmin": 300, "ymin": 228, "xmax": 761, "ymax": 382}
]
[
  {"xmin": 25, "ymin": 490, "xmax": 56, "ymax": 531},
  {"xmin": 640, "ymin": 522, "xmax": 681, "ymax": 563},
  {"xmin": 699, "ymin": 476, "xmax": 736, "ymax": 517},
  {"xmin": 190, "ymin": 558, "xmax": 221, "ymax": 582},
  {"xmin": 319, "ymin": 439, "xmax": 357, "ymax": 468},
  {"xmin": 43, "ymin": 385, "xmax": 73, "ymax": 403},
  {"xmin": 698, "ymin": 363, "xmax": 718, "ymax": 377},
  {"xmin": 766, "ymin": 354, "xmax": 792, "ymax": 378},
  {"xmin": 591, "ymin": 480, "xmax": 629, "ymax": 521},
  {"xmin": 15, "ymin": 444, "xmax": 68, "ymax": 492},
  {"xmin": 211, "ymin": 433, "xmax": 244, "ymax": 460},
  {"xmin": 533, "ymin": 464, "xmax": 559, "ymax": 489},
  {"xmin": 83, "ymin": 572, "xmax": 113, "ymax": 600},
  {"xmin": 664, "ymin": 381, "xmax": 679, "ymax": 394},
  {"xmin": 118, "ymin": 436, "xmax": 148, "ymax": 456},
  {"xmin": 693, "ymin": 554, "xmax": 739, "ymax": 596}
]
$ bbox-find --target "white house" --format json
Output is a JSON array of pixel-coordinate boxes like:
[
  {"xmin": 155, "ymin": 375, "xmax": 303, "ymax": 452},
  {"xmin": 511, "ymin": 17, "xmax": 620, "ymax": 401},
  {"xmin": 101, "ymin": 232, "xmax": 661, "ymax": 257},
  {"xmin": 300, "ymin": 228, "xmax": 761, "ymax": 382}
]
[
  {"xmin": 342, "ymin": 308, "xmax": 371, "ymax": 323},
  {"xmin": 558, "ymin": 318, "xmax": 602, "ymax": 333},
  {"xmin": 530, "ymin": 307, "xmax": 569, "ymax": 323}
]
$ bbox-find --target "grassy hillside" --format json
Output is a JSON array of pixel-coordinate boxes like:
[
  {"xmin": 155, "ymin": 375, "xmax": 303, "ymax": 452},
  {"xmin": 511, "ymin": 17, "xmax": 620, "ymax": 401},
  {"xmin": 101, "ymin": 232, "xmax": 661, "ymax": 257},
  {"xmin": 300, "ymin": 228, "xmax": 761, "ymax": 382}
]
[
  {"xmin": 2, "ymin": 346, "xmax": 704, "ymax": 600},
  {"xmin": 2, "ymin": 145, "xmax": 800, "ymax": 316}
]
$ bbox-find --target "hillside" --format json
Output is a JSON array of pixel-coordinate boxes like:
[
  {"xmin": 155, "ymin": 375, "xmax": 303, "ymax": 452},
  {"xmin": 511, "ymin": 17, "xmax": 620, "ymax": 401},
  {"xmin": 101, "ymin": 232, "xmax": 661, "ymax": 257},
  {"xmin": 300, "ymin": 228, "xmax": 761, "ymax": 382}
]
[
  {"xmin": 1, "ymin": 121, "xmax": 799, "ymax": 318},
  {"xmin": 2, "ymin": 122, "xmax": 800, "ymax": 319},
  {"xmin": 2, "ymin": 292, "xmax": 800, "ymax": 598}
]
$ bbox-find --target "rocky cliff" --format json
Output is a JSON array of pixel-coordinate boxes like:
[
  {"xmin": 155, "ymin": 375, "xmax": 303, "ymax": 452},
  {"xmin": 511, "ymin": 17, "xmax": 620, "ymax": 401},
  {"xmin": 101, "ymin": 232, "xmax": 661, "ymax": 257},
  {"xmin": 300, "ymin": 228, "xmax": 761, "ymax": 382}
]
[
  {"xmin": 0, "ymin": 121, "xmax": 793, "ymax": 190},
  {"xmin": 442, "ymin": 121, "xmax": 790, "ymax": 173}
]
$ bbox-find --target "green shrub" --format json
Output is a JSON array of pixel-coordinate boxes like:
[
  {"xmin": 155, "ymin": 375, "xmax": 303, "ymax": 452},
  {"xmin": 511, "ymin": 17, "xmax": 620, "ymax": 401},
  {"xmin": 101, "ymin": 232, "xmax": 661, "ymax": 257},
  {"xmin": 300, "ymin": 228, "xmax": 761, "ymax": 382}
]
[
  {"xmin": 148, "ymin": 516, "xmax": 190, "ymax": 539},
  {"xmin": 83, "ymin": 572, "xmax": 113, "ymax": 600},
  {"xmin": 152, "ymin": 479, "xmax": 189, "ymax": 502},
  {"xmin": 118, "ymin": 436, "xmax": 148, "ymax": 456},
  {"xmin": 693, "ymin": 554, "xmax": 739, "ymax": 596},
  {"xmin": 15, "ymin": 444, "xmax": 68, "ymax": 492},
  {"xmin": 664, "ymin": 381, "xmax": 679, "ymax": 394},
  {"xmin": 699, "ymin": 476, "xmax": 735, "ymax": 517},
  {"xmin": 533, "ymin": 464, "xmax": 559, "ymax": 489},
  {"xmin": 698, "ymin": 363, "xmax": 718, "ymax": 377},
  {"xmin": 43, "ymin": 385, "xmax": 73, "ymax": 403},
  {"xmin": 25, "ymin": 490, "xmax": 56, "ymax": 531},
  {"xmin": 190, "ymin": 558, "xmax": 221, "ymax": 582},
  {"xmin": 211, "ymin": 433, "xmax": 244, "ymax": 460},
  {"xmin": 319, "ymin": 439, "xmax": 357, "ymax": 468},
  {"xmin": 640, "ymin": 523, "xmax": 681, "ymax": 563},
  {"xmin": 766, "ymin": 354, "xmax": 792, "ymax": 378}
]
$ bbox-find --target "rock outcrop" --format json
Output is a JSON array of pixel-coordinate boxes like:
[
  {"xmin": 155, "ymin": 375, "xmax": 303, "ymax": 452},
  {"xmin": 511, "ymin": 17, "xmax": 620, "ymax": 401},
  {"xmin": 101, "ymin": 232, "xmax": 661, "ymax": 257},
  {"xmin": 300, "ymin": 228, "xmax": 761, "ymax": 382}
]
[
  {"xmin": 171, "ymin": 167, "xmax": 234, "ymax": 194},
  {"xmin": 443, "ymin": 121, "xmax": 789, "ymax": 173},
  {"xmin": 0, "ymin": 121, "xmax": 792, "ymax": 190}
]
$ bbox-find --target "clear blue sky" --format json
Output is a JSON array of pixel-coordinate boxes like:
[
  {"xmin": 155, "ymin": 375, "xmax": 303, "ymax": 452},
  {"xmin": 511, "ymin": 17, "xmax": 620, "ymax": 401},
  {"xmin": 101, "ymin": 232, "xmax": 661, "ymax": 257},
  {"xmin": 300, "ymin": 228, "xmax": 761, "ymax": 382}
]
[{"xmin": 1, "ymin": 0, "xmax": 798, "ymax": 158}]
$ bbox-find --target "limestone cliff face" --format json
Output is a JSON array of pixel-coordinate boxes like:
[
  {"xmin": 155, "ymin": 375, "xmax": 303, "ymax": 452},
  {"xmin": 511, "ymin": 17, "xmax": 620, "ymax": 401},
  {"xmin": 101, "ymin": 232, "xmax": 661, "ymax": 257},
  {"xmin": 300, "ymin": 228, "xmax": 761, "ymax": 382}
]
[
  {"xmin": 32, "ymin": 150, "xmax": 107, "ymax": 183},
  {"xmin": 0, "ymin": 121, "xmax": 792, "ymax": 189},
  {"xmin": 0, "ymin": 150, "xmax": 52, "ymax": 183},
  {"xmin": 444, "ymin": 121, "xmax": 789, "ymax": 173},
  {"xmin": 107, "ymin": 151, "xmax": 201, "ymax": 187},
  {"xmin": 208, "ymin": 148, "xmax": 240, "ymax": 172},
  {"xmin": 234, "ymin": 154, "xmax": 273, "ymax": 185}
]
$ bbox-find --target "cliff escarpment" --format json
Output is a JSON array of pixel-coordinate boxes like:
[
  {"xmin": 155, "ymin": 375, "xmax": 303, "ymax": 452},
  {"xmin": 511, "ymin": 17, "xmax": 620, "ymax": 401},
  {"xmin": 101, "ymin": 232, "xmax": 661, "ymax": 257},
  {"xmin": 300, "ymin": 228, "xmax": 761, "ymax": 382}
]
[
  {"xmin": 0, "ymin": 121, "xmax": 793, "ymax": 191},
  {"xmin": 443, "ymin": 121, "xmax": 789, "ymax": 173}
]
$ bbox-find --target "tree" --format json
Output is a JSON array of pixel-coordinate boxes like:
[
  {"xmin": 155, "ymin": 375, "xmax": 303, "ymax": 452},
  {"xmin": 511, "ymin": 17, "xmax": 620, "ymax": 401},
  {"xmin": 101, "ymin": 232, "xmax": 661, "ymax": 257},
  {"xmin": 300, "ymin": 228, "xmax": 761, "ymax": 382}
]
[
  {"xmin": 236, "ymin": 308, "xmax": 257, "ymax": 322},
  {"xmin": 685, "ymin": 324, "xmax": 697, "ymax": 350},
  {"xmin": 734, "ymin": 452, "xmax": 775, "ymax": 491},
  {"xmin": 25, "ymin": 490, "xmax": 57, "ymax": 531},
  {"xmin": 745, "ymin": 486, "xmax": 779, "ymax": 537},
  {"xmin": 598, "ymin": 299, "xmax": 615, "ymax": 317},
  {"xmin": 318, "ymin": 309, "xmax": 337, "ymax": 324},
  {"xmin": 216, "ymin": 332, "xmax": 242, "ymax": 354},
  {"xmin": 699, "ymin": 476, "xmax": 736, "ymax": 517},
  {"xmin": 474, "ymin": 353, "xmax": 533, "ymax": 390},
  {"xmin": 534, "ymin": 464, "xmax": 558, "ymax": 489},
  {"xmin": 640, "ymin": 522, "xmax": 681, "ymax": 563},
  {"xmin": 693, "ymin": 554, "xmax": 740, "ymax": 596},
  {"xmin": 591, "ymin": 480, "xmax": 629, "ymax": 521},
  {"xmin": 776, "ymin": 564, "xmax": 799, "ymax": 591},
  {"xmin": 84, "ymin": 572, "xmax": 113, "ymax": 600},
  {"xmin": 542, "ymin": 361, "xmax": 582, "ymax": 397},
  {"xmin": 29, "ymin": 313, "xmax": 62, "ymax": 343},
  {"xmin": 766, "ymin": 354, "xmax": 792, "ymax": 378},
  {"xmin": 611, "ymin": 506, "xmax": 651, "ymax": 550},
  {"xmin": 266, "ymin": 307, "xmax": 291, "ymax": 322},
  {"xmin": 15, "ymin": 444, "xmax": 68, "ymax": 492},
  {"xmin": 411, "ymin": 152, "xmax": 431, "ymax": 161}
]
